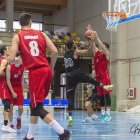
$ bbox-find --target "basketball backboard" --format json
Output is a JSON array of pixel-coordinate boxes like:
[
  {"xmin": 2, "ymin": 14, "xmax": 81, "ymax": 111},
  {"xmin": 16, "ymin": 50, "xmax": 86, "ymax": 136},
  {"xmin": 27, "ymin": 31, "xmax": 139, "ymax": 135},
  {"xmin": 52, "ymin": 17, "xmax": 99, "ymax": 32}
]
[{"xmin": 108, "ymin": 0, "xmax": 140, "ymax": 23}]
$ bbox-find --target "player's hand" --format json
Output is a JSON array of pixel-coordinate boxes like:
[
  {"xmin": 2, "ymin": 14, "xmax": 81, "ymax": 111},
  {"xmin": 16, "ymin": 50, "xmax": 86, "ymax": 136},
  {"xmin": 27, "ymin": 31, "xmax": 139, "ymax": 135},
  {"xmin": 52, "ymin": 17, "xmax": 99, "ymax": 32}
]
[{"xmin": 12, "ymin": 92, "xmax": 17, "ymax": 99}]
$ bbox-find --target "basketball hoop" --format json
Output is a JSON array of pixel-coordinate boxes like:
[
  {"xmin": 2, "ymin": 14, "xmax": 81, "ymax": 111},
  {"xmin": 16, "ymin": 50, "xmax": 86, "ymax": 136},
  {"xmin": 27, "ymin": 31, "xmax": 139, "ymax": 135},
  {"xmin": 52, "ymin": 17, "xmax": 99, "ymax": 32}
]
[{"xmin": 102, "ymin": 11, "xmax": 122, "ymax": 31}]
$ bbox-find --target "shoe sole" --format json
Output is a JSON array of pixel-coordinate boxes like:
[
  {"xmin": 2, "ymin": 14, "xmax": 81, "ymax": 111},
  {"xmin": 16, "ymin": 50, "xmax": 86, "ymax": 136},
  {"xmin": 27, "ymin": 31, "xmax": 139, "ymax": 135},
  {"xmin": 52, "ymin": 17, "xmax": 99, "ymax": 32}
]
[{"xmin": 1, "ymin": 128, "xmax": 17, "ymax": 133}]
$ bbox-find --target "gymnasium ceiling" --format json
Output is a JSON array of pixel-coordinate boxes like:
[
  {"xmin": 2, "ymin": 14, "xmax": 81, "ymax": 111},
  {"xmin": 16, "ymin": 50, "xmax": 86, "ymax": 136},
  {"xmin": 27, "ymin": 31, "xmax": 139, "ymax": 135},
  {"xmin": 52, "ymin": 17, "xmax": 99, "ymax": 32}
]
[{"xmin": 0, "ymin": 0, "xmax": 67, "ymax": 16}]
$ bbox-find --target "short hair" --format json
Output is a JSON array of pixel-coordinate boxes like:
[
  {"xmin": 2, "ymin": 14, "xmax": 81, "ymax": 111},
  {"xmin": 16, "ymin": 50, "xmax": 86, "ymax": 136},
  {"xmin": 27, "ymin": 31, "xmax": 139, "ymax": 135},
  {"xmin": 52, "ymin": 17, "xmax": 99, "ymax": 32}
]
[
  {"xmin": 103, "ymin": 42, "xmax": 109, "ymax": 49},
  {"xmin": 19, "ymin": 13, "xmax": 31, "ymax": 26},
  {"xmin": 65, "ymin": 40, "xmax": 74, "ymax": 49},
  {"xmin": 0, "ymin": 43, "xmax": 6, "ymax": 56}
]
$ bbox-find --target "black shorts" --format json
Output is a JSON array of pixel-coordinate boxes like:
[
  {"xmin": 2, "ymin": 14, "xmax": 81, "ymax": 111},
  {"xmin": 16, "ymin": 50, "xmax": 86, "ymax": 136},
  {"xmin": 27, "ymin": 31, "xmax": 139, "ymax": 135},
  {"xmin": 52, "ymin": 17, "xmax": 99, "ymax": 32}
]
[
  {"xmin": 66, "ymin": 70, "xmax": 93, "ymax": 91},
  {"xmin": 87, "ymin": 92, "xmax": 99, "ymax": 103}
]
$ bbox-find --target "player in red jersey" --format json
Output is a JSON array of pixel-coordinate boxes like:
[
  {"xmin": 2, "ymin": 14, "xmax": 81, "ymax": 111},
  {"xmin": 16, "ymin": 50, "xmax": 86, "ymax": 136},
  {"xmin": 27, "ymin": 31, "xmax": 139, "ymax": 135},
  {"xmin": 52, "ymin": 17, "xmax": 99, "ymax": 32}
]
[
  {"xmin": 6, "ymin": 53, "xmax": 24, "ymax": 129},
  {"xmin": 86, "ymin": 25, "xmax": 114, "ymax": 122},
  {"xmin": 8, "ymin": 13, "xmax": 70, "ymax": 140},
  {"xmin": 0, "ymin": 42, "xmax": 17, "ymax": 133}
]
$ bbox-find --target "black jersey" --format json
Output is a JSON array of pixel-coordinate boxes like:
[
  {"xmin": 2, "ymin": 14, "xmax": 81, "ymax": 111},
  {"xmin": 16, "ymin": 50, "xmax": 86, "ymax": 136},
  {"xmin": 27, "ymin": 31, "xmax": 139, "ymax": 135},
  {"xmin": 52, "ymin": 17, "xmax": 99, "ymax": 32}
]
[{"xmin": 64, "ymin": 50, "xmax": 80, "ymax": 73}]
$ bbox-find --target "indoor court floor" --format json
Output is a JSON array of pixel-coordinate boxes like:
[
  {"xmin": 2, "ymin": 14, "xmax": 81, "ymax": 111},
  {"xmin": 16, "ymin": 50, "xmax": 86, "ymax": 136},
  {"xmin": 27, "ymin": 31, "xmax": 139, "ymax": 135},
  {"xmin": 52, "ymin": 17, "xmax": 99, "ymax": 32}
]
[{"xmin": 0, "ymin": 110, "xmax": 140, "ymax": 140}]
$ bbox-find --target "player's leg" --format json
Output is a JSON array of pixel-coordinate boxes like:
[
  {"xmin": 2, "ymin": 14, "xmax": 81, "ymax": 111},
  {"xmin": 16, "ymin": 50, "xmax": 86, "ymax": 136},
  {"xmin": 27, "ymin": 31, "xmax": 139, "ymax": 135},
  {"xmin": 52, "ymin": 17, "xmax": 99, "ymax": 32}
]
[
  {"xmin": 9, "ymin": 104, "xmax": 14, "ymax": 128},
  {"xmin": 24, "ymin": 67, "xmax": 70, "ymax": 140},
  {"xmin": 1, "ymin": 99, "xmax": 16, "ymax": 133},
  {"xmin": 82, "ymin": 101, "xmax": 94, "ymax": 123},
  {"xmin": 16, "ymin": 105, "xmax": 23, "ymax": 129},
  {"xmin": 79, "ymin": 73, "xmax": 114, "ymax": 90},
  {"xmin": 82, "ymin": 94, "xmax": 98, "ymax": 123},
  {"xmin": 16, "ymin": 94, "xmax": 24, "ymax": 129},
  {"xmin": 66, "ymin": 74, "xmax": 78, "ymax": 127},
  {"xmin": 103, "ymin": 94, "xmax": 111, "ymax": 121},
  {"xmin": 99, "ymin": 95, "xmax": 106, "ymax": 122}
]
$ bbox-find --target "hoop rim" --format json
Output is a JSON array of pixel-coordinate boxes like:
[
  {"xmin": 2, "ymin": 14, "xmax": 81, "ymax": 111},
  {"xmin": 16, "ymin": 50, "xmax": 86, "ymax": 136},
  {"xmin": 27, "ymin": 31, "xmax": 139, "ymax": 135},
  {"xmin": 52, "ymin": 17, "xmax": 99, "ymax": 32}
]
[{"xmin": 102, "ymin": 11, "xmax": 120, "ymax": 17}]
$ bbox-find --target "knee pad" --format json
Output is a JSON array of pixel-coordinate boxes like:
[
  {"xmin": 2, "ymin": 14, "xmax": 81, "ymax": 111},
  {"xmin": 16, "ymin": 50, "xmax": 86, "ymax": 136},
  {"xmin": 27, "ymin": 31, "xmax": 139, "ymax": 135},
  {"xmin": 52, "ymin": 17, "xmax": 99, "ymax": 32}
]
[
  {"xmin": 3, "ymin": 99, "xmax": 10, "ymax": 112},
  {"xmin": 30, "ymin": 103, "xmax": 49, "ymax": 120}
]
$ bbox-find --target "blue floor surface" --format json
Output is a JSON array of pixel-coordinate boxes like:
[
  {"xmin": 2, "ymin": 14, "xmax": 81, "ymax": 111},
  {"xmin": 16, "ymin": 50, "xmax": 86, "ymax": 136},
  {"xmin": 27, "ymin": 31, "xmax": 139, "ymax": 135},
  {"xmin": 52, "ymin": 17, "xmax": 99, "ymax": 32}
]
[{"xmin": 0, "ymin": 110, "xmax": 140, "ymax": 140}]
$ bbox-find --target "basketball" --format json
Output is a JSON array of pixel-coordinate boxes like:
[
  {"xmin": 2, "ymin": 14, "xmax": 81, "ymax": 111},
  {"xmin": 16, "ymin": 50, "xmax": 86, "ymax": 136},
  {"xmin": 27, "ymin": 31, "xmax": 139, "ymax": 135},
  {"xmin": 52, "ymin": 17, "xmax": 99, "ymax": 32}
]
[{"xmin": 120, "ymin": 11, "xmax": 126, "ymax": 20}]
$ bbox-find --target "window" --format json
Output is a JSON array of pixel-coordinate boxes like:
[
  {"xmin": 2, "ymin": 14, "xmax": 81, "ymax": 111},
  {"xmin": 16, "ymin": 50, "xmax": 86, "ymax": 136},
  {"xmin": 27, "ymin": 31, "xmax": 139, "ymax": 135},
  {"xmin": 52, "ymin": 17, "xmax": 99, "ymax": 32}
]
[{"xmin": 0, "ymin": 20, "xmax": 42, "ymax": 31}]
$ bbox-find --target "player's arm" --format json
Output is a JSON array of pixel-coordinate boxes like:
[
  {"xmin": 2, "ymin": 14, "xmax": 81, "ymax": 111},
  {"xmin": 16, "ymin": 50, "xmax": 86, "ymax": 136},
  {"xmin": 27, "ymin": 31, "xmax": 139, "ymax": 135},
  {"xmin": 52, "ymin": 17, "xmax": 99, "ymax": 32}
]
[
  {"xmin": 74, "ymin": 33, "xmax": 96, "ymax": 57},
  {"xmin": 6, "ymin": 65, "xmax": 17, "ymax": 98},
  {"xmin": 0, "ymin": 59, "xmax": 8, "ymax": 77},
  {"xmin": 88, "ymin": 33, "xmax": 98, "ymax": 55},
  {"xmin": 42, "ymin": 32, "xmax": 58, "ymax": 73},
  {"xmin": 8, "ymin": 34, "xmax": 19, "ymax": 61},
  {"xmin": 94, "ymin": 32, "xmax": 110, "ymax": 58}
]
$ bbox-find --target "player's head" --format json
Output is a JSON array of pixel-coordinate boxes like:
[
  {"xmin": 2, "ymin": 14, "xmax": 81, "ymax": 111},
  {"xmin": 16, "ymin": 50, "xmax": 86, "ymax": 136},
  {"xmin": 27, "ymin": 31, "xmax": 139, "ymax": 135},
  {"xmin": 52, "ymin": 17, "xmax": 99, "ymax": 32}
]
[
  {"xmin": 19, "ymin": 13, "xmax": 32, "ymax": 27},
  {"xmin": 14, "ymin": 52, "xmax": 22, "ymax": 66},
  {"xmin": 65, "ymin": 40, "xmax": 74, "ymax": 50},
  {"xmin": 103, "ymin": 42, "xmax": 110, "ymax": 50},
  {"xmin": 0, "ymin": 41, "xmax": 7, "ymax": 56}
]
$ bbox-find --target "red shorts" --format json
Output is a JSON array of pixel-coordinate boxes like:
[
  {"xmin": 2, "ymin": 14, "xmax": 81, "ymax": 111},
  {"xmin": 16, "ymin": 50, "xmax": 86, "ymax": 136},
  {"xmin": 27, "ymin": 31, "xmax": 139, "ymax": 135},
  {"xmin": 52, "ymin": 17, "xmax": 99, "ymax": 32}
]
[
  {"xmin": 0, "ymin": 77, "xmax": 12, "ymax": 101},
  {"xmin": 29, "ymin": 66, "xmax": 52, "ymax": 108},
  {"xmin": 11, "ymin": 87, "xmax": 24, "ymax": 106},
  {"xmin": 96, "ymin": 78, "xmax": 112, "ymax": 96}
]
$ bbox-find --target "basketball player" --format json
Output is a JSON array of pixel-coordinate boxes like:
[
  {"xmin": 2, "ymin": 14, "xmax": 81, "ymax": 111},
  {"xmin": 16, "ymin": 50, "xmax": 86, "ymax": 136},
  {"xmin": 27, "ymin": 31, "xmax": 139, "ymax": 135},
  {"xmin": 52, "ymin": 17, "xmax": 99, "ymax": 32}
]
[
  {"xmin": 8, "ymin": 13, "xmax": 70, "ymax": 140},
  {"xmin": 6, "ymin": 53, "xmax": 24, "ymax": 129},
  {"xmin": 0, "ymin": 43, "xmax": 17, "ymax": 133},
  {"xmin": 82, "ymin": 70, "xmax": 99, "ymax": 123},
  {"xmin": 64, "ymin": 38, "xmax": 113, "ymax": 126},
  {"xmin": 86, "ymin": 25, "xmax": 113, "ymax": 122}
]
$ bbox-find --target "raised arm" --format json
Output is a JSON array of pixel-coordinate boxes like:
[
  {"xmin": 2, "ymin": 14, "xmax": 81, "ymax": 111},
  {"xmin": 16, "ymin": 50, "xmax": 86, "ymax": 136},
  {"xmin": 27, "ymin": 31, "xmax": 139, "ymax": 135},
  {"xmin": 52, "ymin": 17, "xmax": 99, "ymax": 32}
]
[
  {"xmin": 74, "ymin": 31, "xmax": 97, "ymax": 57},
  {"xmin": 94, "ymin": 32, "xmax": 110, "ymax": 58},
  {"xmin": 42, "ymin": 32, "xmax": 58, "ymax": 74},
  {"xmin": 8, "ymin": 34, "xmax": 19, "ymax": 61}
]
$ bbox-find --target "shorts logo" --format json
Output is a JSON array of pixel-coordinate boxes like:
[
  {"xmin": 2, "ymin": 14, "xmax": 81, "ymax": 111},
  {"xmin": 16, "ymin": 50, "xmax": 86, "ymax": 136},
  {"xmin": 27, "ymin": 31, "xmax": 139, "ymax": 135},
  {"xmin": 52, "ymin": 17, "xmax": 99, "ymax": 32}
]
[{"xmin": 64, "ymin": 58, "xmax": 74, "ymax": 68}]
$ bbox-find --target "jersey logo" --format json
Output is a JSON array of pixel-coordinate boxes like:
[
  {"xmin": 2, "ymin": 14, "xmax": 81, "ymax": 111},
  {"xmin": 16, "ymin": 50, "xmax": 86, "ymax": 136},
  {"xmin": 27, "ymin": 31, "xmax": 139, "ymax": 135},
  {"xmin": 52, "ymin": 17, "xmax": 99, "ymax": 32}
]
[{"xmin": 64, "ymin": 58, "xmax": 74, "ymax": 68}]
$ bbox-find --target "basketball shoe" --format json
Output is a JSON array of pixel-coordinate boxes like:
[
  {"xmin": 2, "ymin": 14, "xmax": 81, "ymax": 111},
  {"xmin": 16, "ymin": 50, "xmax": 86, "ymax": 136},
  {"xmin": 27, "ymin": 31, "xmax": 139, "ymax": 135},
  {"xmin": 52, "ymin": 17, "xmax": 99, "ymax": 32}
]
[
  {"xmin": 91, "ymin": 114, "xmax": 99, "ymax": 121},
  {"xmin": 81, "ymin": 116, "xmax": 93, "ymax": 123},
  {"xmin": 58, "ymin": 129, "xmax": 70, "ymax": 140},
  {"xmin": 16, "ymin": 117, "xmax": 21, "ymax": 129},
  {"xmin": 67, "ymin": 116, "xmax": 72, "ymax": 126},
  {"xmin": 9, "ymin": 123, "xmax": 14, "ymax": 129},
  {"xmin": 104, "ymin": 114, "xmax": 111, "ymax": 122},
  {"xmin": 100, "ymin": 115, "xmax": 106, "ymax": 123},
  {"xmin": 103, "ymin": 85, "xmax": 114, "ymax": 91},
  {"xmin": 23, "ymin": 135, "xmax": 34, "ymax": 140},
  {"xmin": 1, "ymin": 125, "xmax": 17, "ymax": 133}
]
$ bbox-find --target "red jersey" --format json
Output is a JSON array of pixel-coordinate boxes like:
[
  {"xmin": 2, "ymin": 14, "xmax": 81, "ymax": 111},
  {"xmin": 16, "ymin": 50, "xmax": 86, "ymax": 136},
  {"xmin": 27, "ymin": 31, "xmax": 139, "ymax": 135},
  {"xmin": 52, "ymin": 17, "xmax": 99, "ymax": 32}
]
[
  {"xmin": 18, "ymin": 29, "xmax": 49, "ymax": 70},
  {"xmin": 94, "ymin": 50, "xmax": 110, "ymax": 80},
  {"xmin": 10, "ymin": 64, "xmax": 24, "ymax": 88}
]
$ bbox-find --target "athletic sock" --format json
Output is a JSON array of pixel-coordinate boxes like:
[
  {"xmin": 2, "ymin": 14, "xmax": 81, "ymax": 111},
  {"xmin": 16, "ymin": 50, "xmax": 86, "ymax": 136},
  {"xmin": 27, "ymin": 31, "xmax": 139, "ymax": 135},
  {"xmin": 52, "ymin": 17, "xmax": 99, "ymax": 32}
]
[
  {"xmin": 49, "ymin": 120, "xmax": 64, "ymax": 135},
  {"xmin": 27, "ymin": 124, "xmax": 37, "ymax": 139},
  {"xmin": 106, "ymin": 108, "xmax": 110, "ymax": 115},
  {"xmin": 101, "ymin": 109, "xmax": 105, "ymax": 116}
]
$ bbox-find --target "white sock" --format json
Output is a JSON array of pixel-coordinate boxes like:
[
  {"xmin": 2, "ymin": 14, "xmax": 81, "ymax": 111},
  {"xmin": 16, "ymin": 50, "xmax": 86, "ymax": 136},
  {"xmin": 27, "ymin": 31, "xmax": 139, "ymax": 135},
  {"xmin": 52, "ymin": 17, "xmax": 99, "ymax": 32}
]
[
  {"xmin": 101, "ymin": 109, "xmax": 105, "ymax": 116},
  {"xmin": 49, "ymin": 120, "xmax": 64, "ymax": 135},
  {"xmin": 106, "ymin": 108, "xmax": 110, "ymax": 115},
  {"xmin": 27, "ymin": 124, "xmax": 37, "ymax": 139}
]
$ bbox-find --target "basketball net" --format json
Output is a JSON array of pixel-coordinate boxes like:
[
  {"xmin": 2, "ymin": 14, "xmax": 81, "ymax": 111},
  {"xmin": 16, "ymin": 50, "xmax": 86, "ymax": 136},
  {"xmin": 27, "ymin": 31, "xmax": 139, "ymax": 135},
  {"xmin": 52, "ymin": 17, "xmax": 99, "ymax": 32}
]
[{"xmin": 102, "ymin": 11, "xmax": 121, "ymax": 31}]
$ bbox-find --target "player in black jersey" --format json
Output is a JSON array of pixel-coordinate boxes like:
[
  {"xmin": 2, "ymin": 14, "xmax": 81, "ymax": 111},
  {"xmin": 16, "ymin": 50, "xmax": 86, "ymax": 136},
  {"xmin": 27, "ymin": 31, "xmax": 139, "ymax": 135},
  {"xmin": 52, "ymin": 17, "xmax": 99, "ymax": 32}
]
[{"xmin": 64, "ymin": 38, "xmax": 113, "ymax": 126}]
